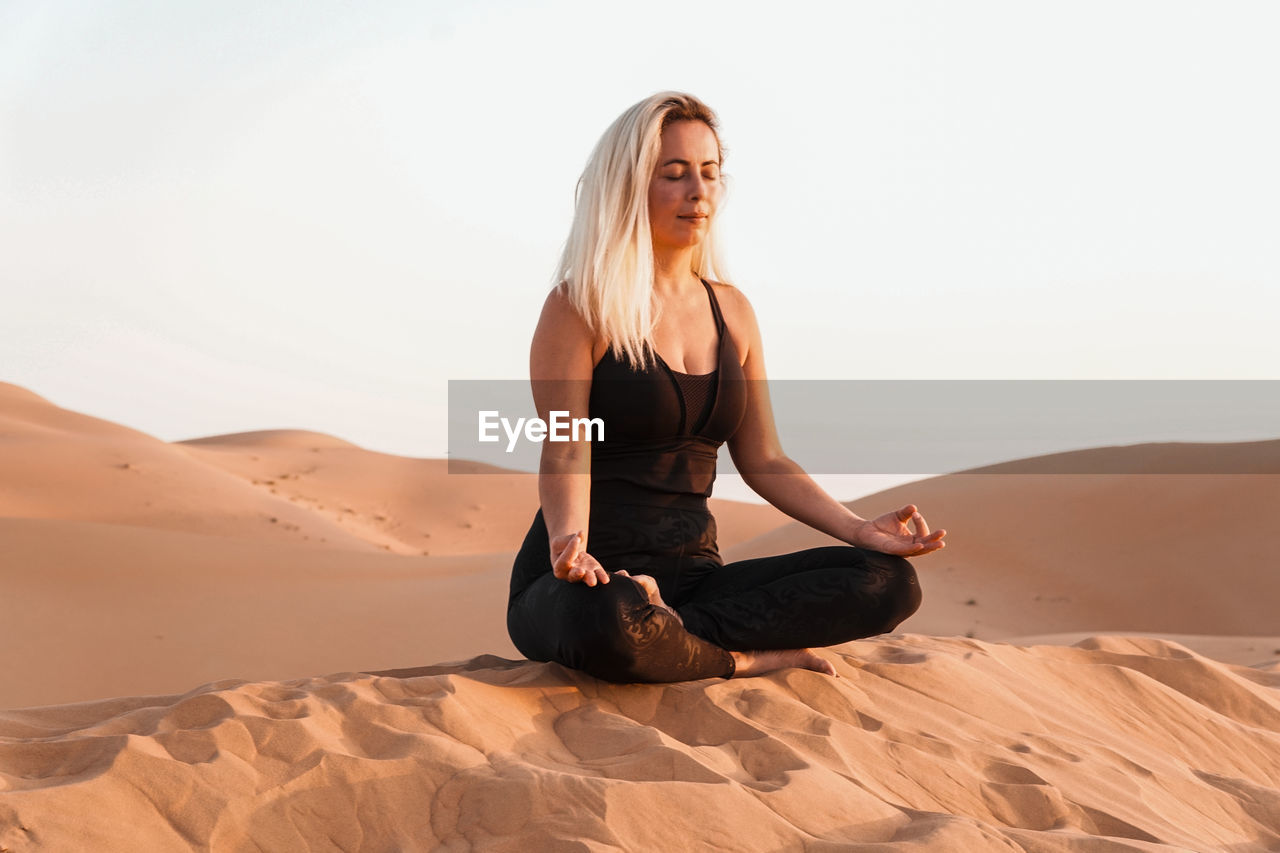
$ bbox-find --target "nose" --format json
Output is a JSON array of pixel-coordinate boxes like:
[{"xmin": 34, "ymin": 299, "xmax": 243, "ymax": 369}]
[
  {"xmin": 688, "ymin": 174, "xmax": 709, "ymax": 200},
  {"xmin": 691, "ymin": 176, "xmax": 711, "ymax": 203}
]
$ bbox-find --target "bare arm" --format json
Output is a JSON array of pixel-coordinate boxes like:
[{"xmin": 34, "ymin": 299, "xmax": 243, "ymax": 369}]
[
  {"xmin": 722, "ymin": 287, "xmax": 945, "ymax": 556},
  {"xmin": 530, "ymin": 286, "xmax": 611, "ymax": 585}
]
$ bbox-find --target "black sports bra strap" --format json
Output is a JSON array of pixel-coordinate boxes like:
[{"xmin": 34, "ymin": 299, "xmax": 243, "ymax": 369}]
[{"xmin": 700, "ymin": 278, "xmax": 726, "ymax": 335}]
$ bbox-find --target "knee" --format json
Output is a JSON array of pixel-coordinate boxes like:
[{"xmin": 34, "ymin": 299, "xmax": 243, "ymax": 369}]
[
  {"xmin": 557, "ymin": 579, "xmax": 657, "ymax": 682},
  {"xmin": 874, "ymin": 553, "xmax": 923, "ymax": 631}
]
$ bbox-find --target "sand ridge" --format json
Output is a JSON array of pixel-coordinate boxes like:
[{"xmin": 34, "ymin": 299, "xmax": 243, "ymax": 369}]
[{"xmin": 2, "ymin": 636, "xmax": 1278, "ymax": 851}]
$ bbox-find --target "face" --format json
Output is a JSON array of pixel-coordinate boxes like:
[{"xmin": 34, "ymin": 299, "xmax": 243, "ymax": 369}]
[{"xmin": 647, "ymin": 119, "xmax": 723, "ymax": 252}]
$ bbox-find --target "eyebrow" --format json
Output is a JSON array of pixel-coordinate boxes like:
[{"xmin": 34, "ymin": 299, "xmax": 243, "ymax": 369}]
[{"xmin": 661, "ymin": 158, "xmax": 721, "ymax": 168}]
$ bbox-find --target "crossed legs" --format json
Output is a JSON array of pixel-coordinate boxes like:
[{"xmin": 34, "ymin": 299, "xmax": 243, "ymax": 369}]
[{"xmin": 507, "ymin": 545, "xmax": 921, "ymax": 684}]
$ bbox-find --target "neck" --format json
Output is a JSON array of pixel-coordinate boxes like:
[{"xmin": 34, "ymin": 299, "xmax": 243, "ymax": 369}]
[{"xmin": 652, "ymin": 246, "xmax": 701, "ymax": 296}]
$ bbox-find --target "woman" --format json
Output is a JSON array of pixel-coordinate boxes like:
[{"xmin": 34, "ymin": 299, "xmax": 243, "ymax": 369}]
[{"xmin": 507, "ymin": 92, "xmax": 946, "ymax": 683}]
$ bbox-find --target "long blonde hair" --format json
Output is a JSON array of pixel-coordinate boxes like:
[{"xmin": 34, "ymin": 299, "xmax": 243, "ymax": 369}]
[{"xmin": 555, "ymin": 92, "xmax": 729, "ymax": 369}]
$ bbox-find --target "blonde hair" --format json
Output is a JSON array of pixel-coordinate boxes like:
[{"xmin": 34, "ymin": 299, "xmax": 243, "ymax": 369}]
[{"xmin": 555, "ymin": 91, "xmax": 729, "ymax": 369}]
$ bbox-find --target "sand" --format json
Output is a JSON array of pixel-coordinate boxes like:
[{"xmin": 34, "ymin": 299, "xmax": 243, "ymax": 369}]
[{"xmin": 2, "ymin": 381, "xmax": 1278, "ymax": 851}]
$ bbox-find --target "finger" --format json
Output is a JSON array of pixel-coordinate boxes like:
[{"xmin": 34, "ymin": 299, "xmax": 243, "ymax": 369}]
[
  {"xmin": 909, "ymin": 537, "xmax": 936, "ymax": 555},
  {"xmin": 595, "ymin": 567, "xmax": 610, "ymax": 585},
  {"xmin": 885, "ymin": 540, "xmax": 920, "ymax": 557},
  {"xmin": 912, "ymin": 511, "xmax": 930, "ymax": 539},
  {"xmin": 897, "ymin": 505, "xmax": 917, "ymax": 522},
  {"xmin": 915, "ymin": 530, "xmax": 946, "ymax": 547},
  {"xmin": 563, "ymin": 531, "xmax": 583, "ymax": 567},
  {"xmin": 558, "ymin": 537, "xmax": 583, "ymax": 571}
]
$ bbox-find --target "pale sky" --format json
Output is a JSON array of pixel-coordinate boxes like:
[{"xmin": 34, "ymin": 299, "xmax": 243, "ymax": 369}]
[{"xmin": 2, "ymin": 1, "xmax": 1277, "ymax": 500}]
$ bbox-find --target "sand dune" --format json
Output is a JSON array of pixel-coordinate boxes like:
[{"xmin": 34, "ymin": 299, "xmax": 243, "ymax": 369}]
[
  {"xmin": 0, "ymin": 383, "xmax": 788, "ymax": 708},
  {"xmin": 727, "ymin": 468, "xmax": 1280, "ymax": 646},
  {"xmin": 0, "ymin": 517, "xmax": 512, "ymax": 708},
  {"xmin": 0, "ymin": 382, "xmax": 788, "ymax": 558},
  {"xmin": 959, "ymin": 437, "xmax": 1280, "ymax": 474},
  {"xmin": 3, "ymin": 382, "xmax": 1279, "ymax": 849},
  {"xmin": 3, "ymin": 636, "xmax": 1278, "ymax": 851}
]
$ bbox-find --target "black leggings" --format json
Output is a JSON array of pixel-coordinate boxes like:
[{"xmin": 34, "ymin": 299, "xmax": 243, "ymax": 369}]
[{"xmin": 506, "ymin": 519, "xmax": 922, "ymax": 684}]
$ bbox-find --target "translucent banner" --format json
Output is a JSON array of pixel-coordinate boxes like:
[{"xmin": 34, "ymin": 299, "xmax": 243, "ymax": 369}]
[{"xmin": 448, "ymin": 380, "xmax": 1280, "ymax": 475}]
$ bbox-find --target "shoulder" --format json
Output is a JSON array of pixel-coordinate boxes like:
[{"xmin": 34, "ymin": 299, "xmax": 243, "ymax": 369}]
[
  {"xmin": 539, "ymin": 282, "xmax": 588, "ymax": 327},
  {"xmin": 707, "ymin": 279, "xmax": 757, "ymax": 320},
  {"xmin": 707, "ymin": 279, "xmax": 762, "ymax": 349},
  {"xmin": 536, "ymin": 282, "xmax": 600, "ymax": 345},
  {"xmin": 532, "ymin": 283, "xmax": 605, "ymax": 374}
]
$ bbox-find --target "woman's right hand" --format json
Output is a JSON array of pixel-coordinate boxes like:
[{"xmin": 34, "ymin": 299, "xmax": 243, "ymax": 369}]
[{"xmin": 550, "ymin": 531, "xmax": 610, "ymax": 587}]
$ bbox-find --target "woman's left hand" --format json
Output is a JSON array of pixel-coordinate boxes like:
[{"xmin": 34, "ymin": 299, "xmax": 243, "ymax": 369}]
[{"xmin": 853, "ymin": 505, "xmax": 946, "ymax": 557}]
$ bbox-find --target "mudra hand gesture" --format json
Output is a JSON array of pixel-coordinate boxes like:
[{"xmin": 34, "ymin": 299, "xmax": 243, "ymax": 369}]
[
  {"xmin": 550, "ymin": 531, "xmax": 611, "ymax": 586},
  {"xmin": 854, "ymin": 505, "xmax": 946, "ymax": 556}
]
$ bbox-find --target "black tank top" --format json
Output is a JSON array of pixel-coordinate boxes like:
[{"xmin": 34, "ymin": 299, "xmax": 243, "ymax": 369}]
[
  {"xmin": 512, "ymin": 279, "xmax": 748, "ymax": 604},
  {"xmin": 672, "ymin": 369, "xmax": 718, "ymax": 434},
  {"xmin": 587, "ymin": 278, "xmax": 747, "ymax": 510}
]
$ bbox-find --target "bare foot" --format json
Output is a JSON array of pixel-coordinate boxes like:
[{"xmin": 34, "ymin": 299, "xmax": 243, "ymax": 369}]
[
  {"xmin": 615, "ymin": 571, "xmax": 684, "ymax": 627},
  {"xmin": 730, "ymin": 648, "xmax": 839, "ymax": 679}
]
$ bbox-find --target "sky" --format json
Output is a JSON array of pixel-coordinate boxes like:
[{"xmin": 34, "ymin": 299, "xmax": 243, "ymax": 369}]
[{"xmin": 2, "ymin": 1, "xmax": 1277, "ymax": 501}]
